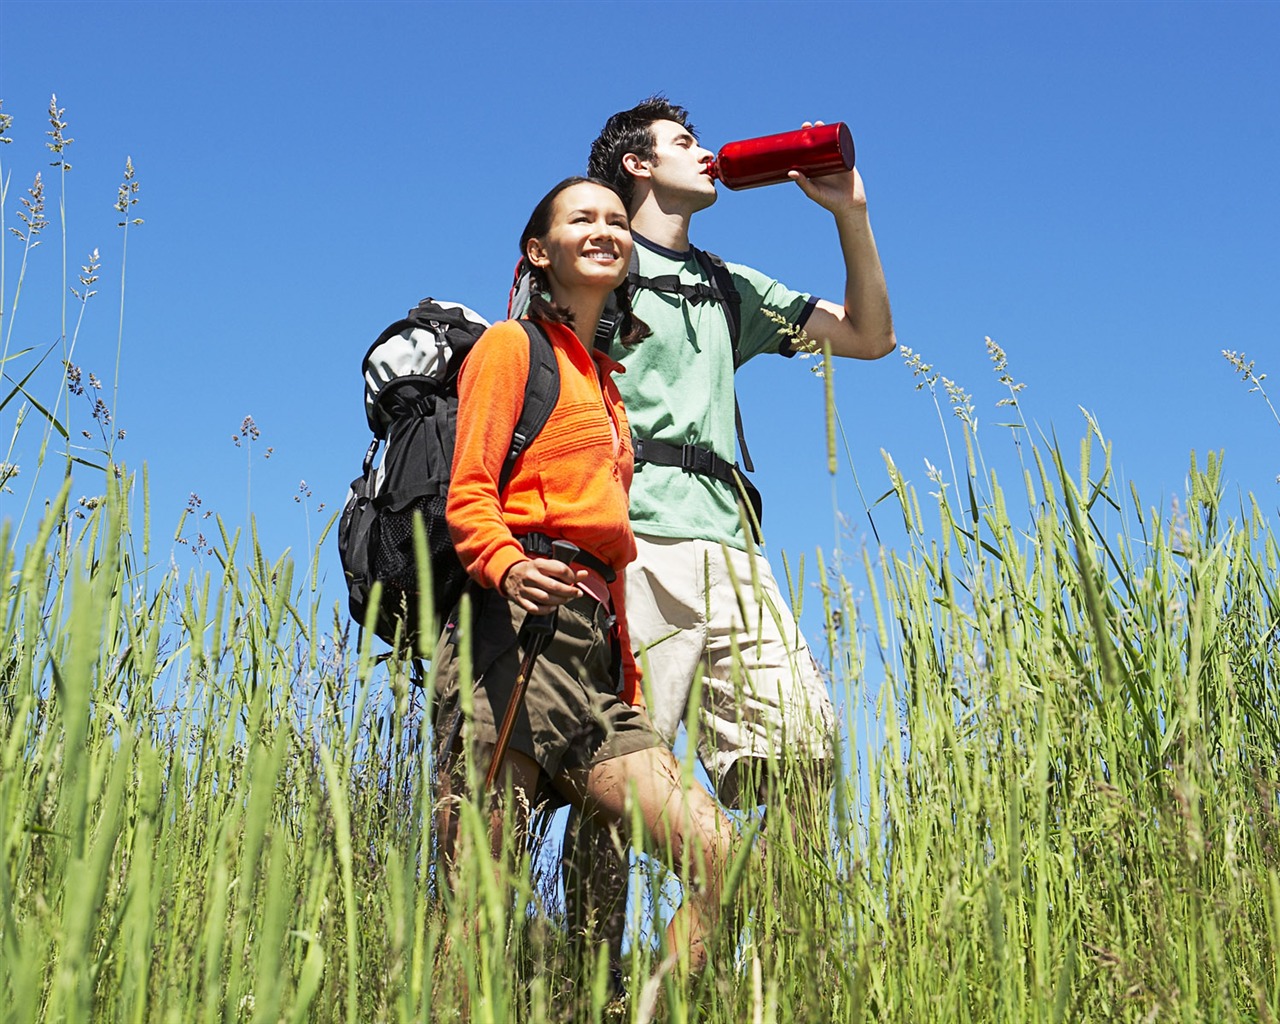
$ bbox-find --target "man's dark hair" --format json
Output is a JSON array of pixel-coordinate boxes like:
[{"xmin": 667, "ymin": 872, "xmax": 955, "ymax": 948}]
[{"xmin": 587, "ymin": 96, "xmax": 697, "ymax": 210}]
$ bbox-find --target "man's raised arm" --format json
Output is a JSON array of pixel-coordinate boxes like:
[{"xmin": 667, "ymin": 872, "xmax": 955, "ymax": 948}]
[{"xmin": 787, "ymin": 124, "xmax": 896, "ymax": 361}]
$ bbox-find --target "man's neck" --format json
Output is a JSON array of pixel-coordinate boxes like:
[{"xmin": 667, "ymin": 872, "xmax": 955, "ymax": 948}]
[{"xmin": 629, "ymin": 196, "xmax": 693, "ymax": 253}]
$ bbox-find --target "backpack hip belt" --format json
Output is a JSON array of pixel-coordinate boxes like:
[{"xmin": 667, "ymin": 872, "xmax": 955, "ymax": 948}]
[
  {"xmin": 632, "ymin": 435, "xmax": 764, "ymax": 544},
  {"xmin": 515, "ymin": 532, "xmax": 617, "ymax": 583}
]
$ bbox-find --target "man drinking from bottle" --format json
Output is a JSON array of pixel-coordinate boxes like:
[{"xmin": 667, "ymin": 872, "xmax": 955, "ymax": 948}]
[{"xmin": 563, "ymin": 95, "xmax": 896, "ymax": 978}]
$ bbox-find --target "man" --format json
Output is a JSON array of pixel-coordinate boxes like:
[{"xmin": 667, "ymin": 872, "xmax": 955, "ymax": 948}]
[{"xmin": 566, "ymin": 95, "xmax": 895, "ymax": 969}]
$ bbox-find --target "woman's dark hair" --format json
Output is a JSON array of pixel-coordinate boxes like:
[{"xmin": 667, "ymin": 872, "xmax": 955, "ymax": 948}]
[{"xmin": 518, "ymin": 176, "xmax": 648, "ymax": 347}]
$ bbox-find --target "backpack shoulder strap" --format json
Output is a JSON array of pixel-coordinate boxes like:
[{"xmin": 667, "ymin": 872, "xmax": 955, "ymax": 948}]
[
  {"xmin": 691, "ymin": 248, "xmax": 742, "ymax": 362},
  {"xmin": 693, "ymin": 247, "xmax": 754, "ymax": 472},
  {"xmin": 594, "ymin": 257, "xmax": 628, "ymax": 351},
  {"xmin": 498, "ymin": 320, "xmax": 560, "ymax": 493}
]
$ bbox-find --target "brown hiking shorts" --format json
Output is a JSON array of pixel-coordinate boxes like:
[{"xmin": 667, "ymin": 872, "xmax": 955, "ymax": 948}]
[{"xmin": 433, "ymin": 588, "xmax": 662, "ymax": 787}]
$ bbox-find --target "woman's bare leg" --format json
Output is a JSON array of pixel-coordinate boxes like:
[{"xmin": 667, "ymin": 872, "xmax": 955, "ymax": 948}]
[
  {"xmin": 436, "ymin": 736, "xmax": 540, "ymax": 879},
  {"xmin": 558, "ymin": 746, "xmax": 734, "ymax": 972}
]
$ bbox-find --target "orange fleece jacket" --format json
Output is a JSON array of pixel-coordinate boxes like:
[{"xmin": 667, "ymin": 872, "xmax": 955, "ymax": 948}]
[{"xmin": 447, "ymin": 318, "xmax": 641, "ymax": 700}]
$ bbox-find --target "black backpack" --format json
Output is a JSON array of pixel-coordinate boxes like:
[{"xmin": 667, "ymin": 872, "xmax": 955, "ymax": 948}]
[{"xmin": 337, "ymin": 299, "xmax": 559, "ymax": 651}]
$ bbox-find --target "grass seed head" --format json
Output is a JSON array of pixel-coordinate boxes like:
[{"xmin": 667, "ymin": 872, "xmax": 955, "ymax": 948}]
[
  {"xmin": 72, "ymin": 248, "xmax": 101, "ymax": 301},
  {"xmin": 45, "ymin": 94, "xmax": 73, "ymax": 171},
  {"xmin": 232, "ymin": 415, "xmax": 261, "ymax": 447},
  {"xmin": 760, "ymin": 308, "xmax": 828, "ymax": 376},
  {"xmin": 12, "ymin": 173, "xmax": 48, "ymax": 244},
  {"xmin": 116, "ymin": 157, "xmax": 143, "ymax": 226},
  {"xmin": 941, "ymin": 375, "xmax": 975, "ymax": 424},
  {"xmin": 900, "ymin": 344, "xmax": 938, "ymax": 390},
  {"xmin": 987, "ymin": 335, "xmax": 1026, "ymax": 406}
]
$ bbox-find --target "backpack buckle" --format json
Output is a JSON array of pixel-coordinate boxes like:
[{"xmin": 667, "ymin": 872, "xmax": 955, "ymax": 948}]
[
  {"xmin": 680, "ymin": 443, "xmax": 715, "ymax": 476},
  {"xmin": 362, "ymin": 438, "xmax": 381, "ymax": 475}
]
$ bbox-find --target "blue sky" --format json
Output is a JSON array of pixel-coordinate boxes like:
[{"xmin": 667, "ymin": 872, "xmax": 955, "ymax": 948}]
[{"xmin": 1, "ymin": 1, "xmax": 1277, "ymax": 667}]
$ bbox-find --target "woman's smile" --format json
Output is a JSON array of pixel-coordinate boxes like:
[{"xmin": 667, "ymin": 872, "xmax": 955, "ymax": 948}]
[{"xmin": 529, "ymin": 181, "xmax": 633, "ymax": 294}]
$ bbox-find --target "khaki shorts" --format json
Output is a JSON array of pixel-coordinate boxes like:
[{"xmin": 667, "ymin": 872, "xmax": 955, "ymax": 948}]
[
  {"xmin": 434, "ymin": 588, "xmax": 663, "ymax": 786},
  {"xmin": 625, "ymin": 534, "xmax": 834, "ymax": 803}
]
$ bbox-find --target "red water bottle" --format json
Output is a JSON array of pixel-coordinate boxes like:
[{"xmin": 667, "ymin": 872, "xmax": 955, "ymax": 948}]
[{"xmin": 710, "ymin": 122, "xmax": 856, "ymax": 191}]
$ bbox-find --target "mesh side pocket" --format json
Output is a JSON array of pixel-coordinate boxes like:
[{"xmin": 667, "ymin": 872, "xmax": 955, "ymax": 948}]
[
  {"xmin": 373, "ymin": 497, "xmax": 427, "ymax": 591},
  {"xmin": 373, "ymin": 495, "xmax": 468, "ymax": 618}
]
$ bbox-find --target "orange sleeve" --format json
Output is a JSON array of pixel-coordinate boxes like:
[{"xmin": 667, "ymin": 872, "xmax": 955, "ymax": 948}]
[{"xmin": 446, "ymin": 321, "xmax": 531, "ymax": 591}]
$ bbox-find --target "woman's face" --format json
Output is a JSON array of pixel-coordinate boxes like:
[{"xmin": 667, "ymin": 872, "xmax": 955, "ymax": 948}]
[{"xmin": 526, "ymin": 182, "xmax": 632, "ymax": 296}]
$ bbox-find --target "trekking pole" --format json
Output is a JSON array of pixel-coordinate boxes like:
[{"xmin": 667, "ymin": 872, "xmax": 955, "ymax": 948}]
[{"xmin": 484, "ymin": 540, "xmax": 580, "ymax": 792}]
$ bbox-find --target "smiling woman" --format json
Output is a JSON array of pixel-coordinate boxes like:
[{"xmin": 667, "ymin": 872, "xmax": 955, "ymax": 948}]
[
  {"xmin": 433, "ymin": 176, "xmax": 736, "ymax": 977},
  {"xmin": 522, "ymin": 180, "xmax": 635, "ymax": 339}
]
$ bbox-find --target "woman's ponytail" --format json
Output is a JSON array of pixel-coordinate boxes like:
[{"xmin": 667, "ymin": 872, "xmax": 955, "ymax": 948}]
[
  {"xmin": 521, "ymin": 258, "xmax": 576, "ymax": 329},
  {"xmin": 613, "ymin": 281, "xmax": 650, "ymax": 347}
]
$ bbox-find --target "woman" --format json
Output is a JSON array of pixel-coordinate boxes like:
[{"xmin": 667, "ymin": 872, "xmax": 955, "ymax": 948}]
[{"xmin": 434, "ymin": 177, "xmax": 731, "ymax": 970}]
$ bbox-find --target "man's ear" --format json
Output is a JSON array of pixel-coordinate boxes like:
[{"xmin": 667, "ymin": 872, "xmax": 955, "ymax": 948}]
[
  {"xmin": 621, "ymin": 151, "xmax": 651, "ymax": 180},
  {"xmin": 526, "ymin": 238, "xmax": 550, "ymax": 269}
]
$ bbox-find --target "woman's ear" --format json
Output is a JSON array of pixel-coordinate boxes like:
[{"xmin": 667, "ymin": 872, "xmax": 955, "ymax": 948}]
[{"xmin": 525, "ymin": 237, "xmax": 550, "ymax": 269}]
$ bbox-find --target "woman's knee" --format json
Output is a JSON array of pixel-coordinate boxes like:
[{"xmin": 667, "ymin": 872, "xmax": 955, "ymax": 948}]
[{"xmin": 682, "ymin": 789, "xmax": 733, "ymax": 876}]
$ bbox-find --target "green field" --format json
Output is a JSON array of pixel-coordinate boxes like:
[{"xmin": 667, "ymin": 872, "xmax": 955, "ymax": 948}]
[{"xmin": 3, "ymin": 98, "xmax": 1280, "ymax": 1024}]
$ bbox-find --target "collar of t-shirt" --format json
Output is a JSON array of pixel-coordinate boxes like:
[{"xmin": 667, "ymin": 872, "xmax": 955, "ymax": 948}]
[{"xmin": 631, "ymin": 231, "xmax": 694, "ymax": 262}]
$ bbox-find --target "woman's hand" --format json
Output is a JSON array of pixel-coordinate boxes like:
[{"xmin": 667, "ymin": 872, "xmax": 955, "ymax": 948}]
[{"xmin": 501, "ymin": 558, "xmax": 588, "ymax": 616}]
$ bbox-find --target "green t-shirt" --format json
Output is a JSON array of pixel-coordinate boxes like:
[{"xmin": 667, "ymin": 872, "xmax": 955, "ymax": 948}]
[{"xmin": 607, "ymin": 233, "xmax": 815, "ymax": 548}]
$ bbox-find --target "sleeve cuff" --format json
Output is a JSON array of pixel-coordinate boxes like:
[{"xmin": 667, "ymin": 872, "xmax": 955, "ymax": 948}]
[
  {"xmin": 480, "ymin": 544, "xmax": 528, "ymax": 593},
  {"xmin": 778, "ymin": 295, "xmax": 819, "ymax": 357}
]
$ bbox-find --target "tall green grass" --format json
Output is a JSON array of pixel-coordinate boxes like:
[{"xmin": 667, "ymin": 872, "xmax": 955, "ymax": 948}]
[{"xmin": 3, "ymin": 97, "xmax": 1280, "ymax": 1022}]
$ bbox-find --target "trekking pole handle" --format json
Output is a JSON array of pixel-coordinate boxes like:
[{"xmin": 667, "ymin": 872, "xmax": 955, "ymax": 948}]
[
  {"xmin": 550, "ymin": 539, "xmax": 581, "ymax": 567},
  {"xmin": 522, "ymin": 540, "xmax": 581, "ymax": 637}
]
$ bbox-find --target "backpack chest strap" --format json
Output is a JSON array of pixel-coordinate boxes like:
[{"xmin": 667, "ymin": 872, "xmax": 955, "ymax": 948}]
[
  {"xmin": 628, "ymin": 271, "xmax": 723, "ymax": 307},
  {"xmin": 632, "ymin": 437, "xmax": 739, "ymax": 485}
]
